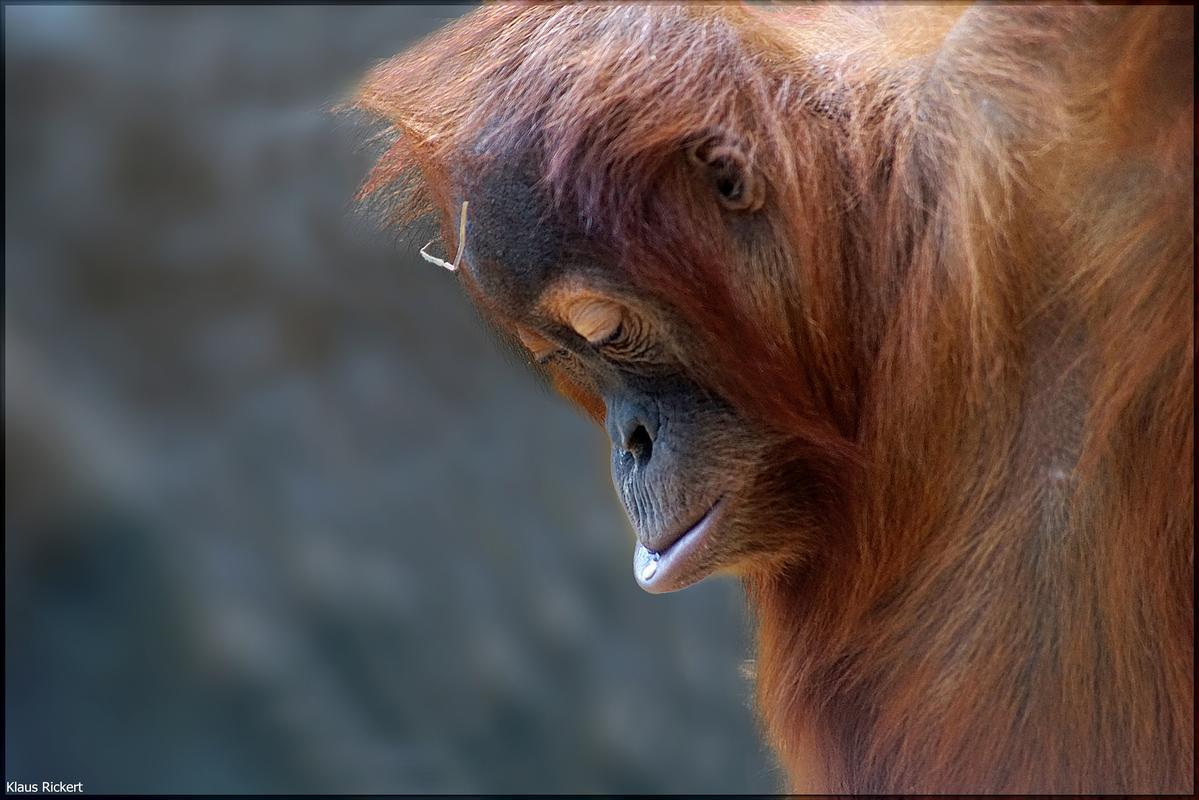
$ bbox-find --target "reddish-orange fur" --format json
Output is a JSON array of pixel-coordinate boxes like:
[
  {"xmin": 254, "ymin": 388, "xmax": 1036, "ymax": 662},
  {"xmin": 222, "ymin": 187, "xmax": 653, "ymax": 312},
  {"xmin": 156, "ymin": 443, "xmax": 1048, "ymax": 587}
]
[{"xmin": 353, "ymin": 4, "xmax": 1193, "ymax": 793}]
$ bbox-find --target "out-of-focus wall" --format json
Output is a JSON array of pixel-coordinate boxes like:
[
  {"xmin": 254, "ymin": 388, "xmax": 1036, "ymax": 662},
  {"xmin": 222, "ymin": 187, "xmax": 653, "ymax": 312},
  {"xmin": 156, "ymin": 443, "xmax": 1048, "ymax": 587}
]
[{"xmin": 4, "ymin": 5, "xmax": 777, "ymax": 793}]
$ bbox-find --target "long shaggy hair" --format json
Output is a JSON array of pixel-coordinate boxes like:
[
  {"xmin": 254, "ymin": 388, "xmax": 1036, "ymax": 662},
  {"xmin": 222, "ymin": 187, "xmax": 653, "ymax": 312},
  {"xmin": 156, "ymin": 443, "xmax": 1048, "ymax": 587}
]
[{"xmin": 352, "ymin": 3, "xmax": 1193, "ymax": 792}]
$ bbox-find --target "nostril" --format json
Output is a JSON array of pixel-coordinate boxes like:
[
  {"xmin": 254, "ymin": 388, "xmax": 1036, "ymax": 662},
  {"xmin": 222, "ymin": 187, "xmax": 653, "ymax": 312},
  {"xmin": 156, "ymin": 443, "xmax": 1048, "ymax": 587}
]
[
  {"xmin": 626, "ymin": 424, "xmax": 653, "ymax": 465},
  {"xmin": 608, "ymin": 401, "xmax": 658, "ymax": 467}
]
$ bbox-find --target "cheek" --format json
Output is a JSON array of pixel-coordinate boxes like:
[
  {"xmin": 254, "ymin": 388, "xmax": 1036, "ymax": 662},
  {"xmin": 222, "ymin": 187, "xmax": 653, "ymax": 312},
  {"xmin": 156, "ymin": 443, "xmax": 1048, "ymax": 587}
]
[{"xmin": 549, "ymin": 369, "xmax": 606, "ymax": 424}]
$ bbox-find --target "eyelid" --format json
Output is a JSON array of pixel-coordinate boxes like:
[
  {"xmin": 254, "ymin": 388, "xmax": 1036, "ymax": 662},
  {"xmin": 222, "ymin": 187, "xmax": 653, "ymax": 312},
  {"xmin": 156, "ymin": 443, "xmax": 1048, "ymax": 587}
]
[
  {"xmin": 566, "ymin": 298, "xmax": 624, "ymax": 344},
  {"xmin": 591, "ymin": 321, "xmax": 623, "ymax": 348},
  {"xmin": 516, "ymin": 327, "xmax": 559, "ymax": 362}
]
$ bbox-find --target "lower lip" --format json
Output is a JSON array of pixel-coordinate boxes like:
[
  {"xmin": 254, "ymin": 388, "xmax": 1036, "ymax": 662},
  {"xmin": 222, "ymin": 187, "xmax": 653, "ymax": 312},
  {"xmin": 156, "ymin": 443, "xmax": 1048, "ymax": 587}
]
[{"xmin": 633, "ymin": 498, "xmax": 725, "ymax": 593}]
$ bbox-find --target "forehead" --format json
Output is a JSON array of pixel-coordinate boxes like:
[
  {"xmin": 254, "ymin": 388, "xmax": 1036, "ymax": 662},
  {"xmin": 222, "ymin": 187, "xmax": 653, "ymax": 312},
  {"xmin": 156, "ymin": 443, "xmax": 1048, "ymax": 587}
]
[{"xmin": 458, "ymin": 153, "xmax": 605, "ymax": 321}]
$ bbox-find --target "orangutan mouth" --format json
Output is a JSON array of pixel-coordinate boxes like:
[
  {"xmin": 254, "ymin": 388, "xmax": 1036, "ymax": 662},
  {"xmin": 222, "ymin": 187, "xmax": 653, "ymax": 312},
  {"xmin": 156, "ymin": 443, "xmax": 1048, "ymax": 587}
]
[{"xmin": 633, "ymin": 496, "xmax": 726, "ymax": 594}]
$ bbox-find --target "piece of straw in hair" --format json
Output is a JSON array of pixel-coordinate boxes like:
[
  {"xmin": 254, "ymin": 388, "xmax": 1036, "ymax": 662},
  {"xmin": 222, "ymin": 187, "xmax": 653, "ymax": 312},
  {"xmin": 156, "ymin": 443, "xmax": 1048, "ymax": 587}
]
[{"xmin": 419, "ymin": 200, "xmax": 469, "ymax": 272}]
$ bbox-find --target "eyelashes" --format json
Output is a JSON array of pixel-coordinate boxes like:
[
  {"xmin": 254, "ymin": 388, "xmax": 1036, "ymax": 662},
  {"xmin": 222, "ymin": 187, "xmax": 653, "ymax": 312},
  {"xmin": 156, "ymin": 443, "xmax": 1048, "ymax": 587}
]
[
  {"xmin": 535, "ymin": 348, "xmax": 569, "ymax": 367},
  {"xmin": 517, "ymin": 294, "xmax": 652, "ymax": 367},
  {"xmin": 515, "ymin": 320, "xmax": 631, "ymax": 367},
  {"xmin": 590, "ymin": 320, "xmax": 623, "ymax": 349}
]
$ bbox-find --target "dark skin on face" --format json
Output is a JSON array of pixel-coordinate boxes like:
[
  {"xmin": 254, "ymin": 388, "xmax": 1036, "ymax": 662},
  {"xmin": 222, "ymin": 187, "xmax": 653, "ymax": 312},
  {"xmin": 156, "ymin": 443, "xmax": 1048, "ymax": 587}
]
[{"xmin": 454, "ymin": 148, "xmax": 818, "ymax": 593}]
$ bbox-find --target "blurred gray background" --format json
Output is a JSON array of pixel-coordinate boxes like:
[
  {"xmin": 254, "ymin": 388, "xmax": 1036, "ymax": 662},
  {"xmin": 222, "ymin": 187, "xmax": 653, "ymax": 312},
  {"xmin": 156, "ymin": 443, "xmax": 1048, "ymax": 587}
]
[{"xmin": 4, "ymin": 5, "xmax": 777, "ymax": 793}]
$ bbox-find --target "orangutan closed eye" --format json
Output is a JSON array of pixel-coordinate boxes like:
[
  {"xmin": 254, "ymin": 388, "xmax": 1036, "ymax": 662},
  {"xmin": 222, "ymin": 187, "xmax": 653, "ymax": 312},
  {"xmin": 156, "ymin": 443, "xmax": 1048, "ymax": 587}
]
[{"xmin": 350, "ymin": 3, "xmax": 1193, "ymax": 794}]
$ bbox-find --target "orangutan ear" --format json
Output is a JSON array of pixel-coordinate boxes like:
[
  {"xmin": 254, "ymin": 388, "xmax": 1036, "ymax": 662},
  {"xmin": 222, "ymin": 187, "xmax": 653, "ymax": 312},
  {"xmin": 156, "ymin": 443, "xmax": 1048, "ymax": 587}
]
[{"xmin": 686, "ymin": 133, "xmax": 765, "ymax": 212}]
